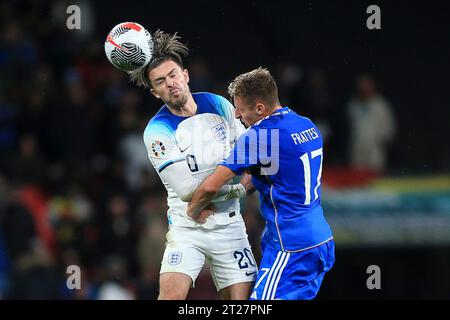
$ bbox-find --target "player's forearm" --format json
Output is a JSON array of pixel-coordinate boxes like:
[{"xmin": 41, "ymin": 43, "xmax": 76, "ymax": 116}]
[
  {"xmin": 177, "ymin": 179, "xmax": 244, "ymax": 202},
  {"xmin": 159, "ymin": 158, "xmax": 243, "ymax": 202},
  {"xmin": 187, "ymin": 180, "xmax": 219, "ymax": 220},
  {"xmin": 188, "ymin": 166, "xmax": 237, "ymax": 220}
]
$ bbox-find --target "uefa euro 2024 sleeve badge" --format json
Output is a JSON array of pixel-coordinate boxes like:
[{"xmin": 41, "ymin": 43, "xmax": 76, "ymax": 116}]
[{"xmin": 151, "ymin": 140, "xmax": 166, "ymax": 157}]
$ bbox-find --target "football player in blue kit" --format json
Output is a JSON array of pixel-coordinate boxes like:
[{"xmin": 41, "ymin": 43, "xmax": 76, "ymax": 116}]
[{"xmin": 187, "ymin": 67, "xmax": 335, "ymax": 300}]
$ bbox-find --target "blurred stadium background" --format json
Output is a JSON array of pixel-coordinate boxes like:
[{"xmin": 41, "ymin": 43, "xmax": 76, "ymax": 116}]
[{"xmin": 0, "ymin": 0, "xmax": 449, "ymax": 299}]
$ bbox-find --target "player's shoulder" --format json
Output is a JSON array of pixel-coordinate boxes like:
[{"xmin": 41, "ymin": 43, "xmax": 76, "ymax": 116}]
[
  {"xmin": 256, "ymin": 107, "xmax": 314, "ymax": 128},
  {"xmin": 194, "ymin": 92, "xmax": 233, "ymax": 109},
  {"xmin": 144, "ymin": 107, "xmax": 176, "ymax": 141},
  {"xmin": 193, "ymin": 92, "xmax": 234, "ymax": 120},
  {"xmin": 294, "ymin": 112, "xmax": 315, "ymax": 126},
  {"xmin": 193, "ymin": 91, "xmax": 226, "ymax": 102}
]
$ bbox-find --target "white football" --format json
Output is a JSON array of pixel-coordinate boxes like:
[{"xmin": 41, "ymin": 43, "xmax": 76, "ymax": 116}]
[{"xmin": 104, "ymin": 22, "xmax": 154, "ymax": 72}]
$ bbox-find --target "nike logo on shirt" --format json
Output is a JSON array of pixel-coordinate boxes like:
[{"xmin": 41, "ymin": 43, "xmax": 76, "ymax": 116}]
[{"xmin": 178, "ymin": 144, "xmax": 192, "ymax": 153}]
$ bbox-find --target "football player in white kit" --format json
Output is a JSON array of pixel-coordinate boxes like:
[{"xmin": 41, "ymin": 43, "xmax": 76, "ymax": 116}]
[{"xmin": 128, "ymin": 30, "xmax": 257, "ymax": 299}]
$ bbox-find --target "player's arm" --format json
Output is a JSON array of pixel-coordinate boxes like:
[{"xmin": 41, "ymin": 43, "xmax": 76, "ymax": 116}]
[
  {"xmin": 187, "ymin": 165, "xmax": 237, "ymax": 222},
  {"xmin": 188, "ymin": 127, "xmax": 259, "ymax": 223},
  {"xmin": 144, "ymin": 128, "xmax": 245, "ymax": 202},
  {"xmin": 158, "ymin": 159, "xmax": 245, "ymax": 202}
]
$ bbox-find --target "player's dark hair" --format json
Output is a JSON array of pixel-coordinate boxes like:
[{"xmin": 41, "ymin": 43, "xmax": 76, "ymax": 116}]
[
  {"xmin": 128, "ymin": 30, "xmax": 189, "ymax": 88},
  {"xmin": 228, "ymin": 67, "xmax": 280, "ymax": 107}
]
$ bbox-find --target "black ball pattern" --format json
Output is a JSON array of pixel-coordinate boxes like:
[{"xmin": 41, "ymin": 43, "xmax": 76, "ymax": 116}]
[{"xmin": 110, "ymin": 42, "xmax": 147, "ymax": 71}]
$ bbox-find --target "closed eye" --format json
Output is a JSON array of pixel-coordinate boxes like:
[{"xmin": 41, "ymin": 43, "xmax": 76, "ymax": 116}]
[{"xmin": 169, "ymin": 69, "xmax": 177, "ymax": 78}]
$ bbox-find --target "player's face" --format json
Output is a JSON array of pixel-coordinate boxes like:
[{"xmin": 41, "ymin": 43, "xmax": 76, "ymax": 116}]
[
  {"xmin": 233, "ymin": 96, "xmax": 264, "ymax": 128},
  {"xmin": 148, "ymin": 60, "xmax": 190, "ymax": 108}
]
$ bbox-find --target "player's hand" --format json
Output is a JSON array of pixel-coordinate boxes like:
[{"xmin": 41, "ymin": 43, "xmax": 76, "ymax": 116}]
[
  {"xmin": 192, "ymin": 203, "xmax": 216, "ymax": 224},
  {"xmin": 241, "ymin": 172, "xmax": 255, "ymax": 195}
]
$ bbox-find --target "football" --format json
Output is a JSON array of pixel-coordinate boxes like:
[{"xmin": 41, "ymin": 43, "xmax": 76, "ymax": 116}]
[{"xmin": 104, "ymin": 22, "xmax": 154, "ymax": 72}]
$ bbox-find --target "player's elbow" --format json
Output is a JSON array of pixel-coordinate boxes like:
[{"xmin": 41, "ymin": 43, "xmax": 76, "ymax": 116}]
[
  {"xmin": 174, "ymin": 181, "xmax": 197, "ymax": 202},
  {"xmin": 179, "ymin": 192, "xmax": 193, "ymax": 202}
]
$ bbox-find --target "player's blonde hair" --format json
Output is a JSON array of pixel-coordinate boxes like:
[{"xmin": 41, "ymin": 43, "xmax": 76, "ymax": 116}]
[
  {"xmin": 228, "ymin": 67, "xmax": 279, "ymax": 107},
  {"xmin": 128, "ymin": 30, "xmax": 189, "ymax": 88}
]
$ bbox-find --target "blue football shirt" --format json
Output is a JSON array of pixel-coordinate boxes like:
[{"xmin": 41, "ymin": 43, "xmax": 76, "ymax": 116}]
[{"xmin": 220, "ymin": 107, "xmax": 333, "ymax": 251}]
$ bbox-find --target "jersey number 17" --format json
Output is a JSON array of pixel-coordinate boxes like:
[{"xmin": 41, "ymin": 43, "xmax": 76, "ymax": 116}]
[{"xmin": 299, "ymin": 147, "xmax": 323, "ymax": 205}]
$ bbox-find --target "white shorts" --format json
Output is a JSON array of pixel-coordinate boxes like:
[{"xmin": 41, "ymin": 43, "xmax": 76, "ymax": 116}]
[{"xmin": 160, "ymin": 220, "xmax": 257, "ymax": 291}]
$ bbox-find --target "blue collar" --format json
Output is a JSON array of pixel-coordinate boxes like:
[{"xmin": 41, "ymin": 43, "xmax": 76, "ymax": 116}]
[{"xmin": 269, "ymin": 107, "xmax": 290, "ymax": 117}]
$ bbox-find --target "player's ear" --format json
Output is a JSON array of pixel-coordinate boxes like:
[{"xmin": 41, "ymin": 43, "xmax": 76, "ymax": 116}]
[
  {"xmin": 255, "ymin": 103, "xmax": 265, "ymax": 115},
  {"xmin": 150, "ymin": 88, "xmax": 160, "ymax": 99},
  {"xmin": 184, "ymin": 69, "xmax": 189, "ymax": 83}
]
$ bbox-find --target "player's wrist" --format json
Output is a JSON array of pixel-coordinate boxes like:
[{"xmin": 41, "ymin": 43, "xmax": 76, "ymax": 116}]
[
  {"xmin": 234, "ymin": 183, "xmax": 246, "ymax": 198},
  {"xmin": 223, "ymin": 183, "xmax": 246, "ymax": 200}
]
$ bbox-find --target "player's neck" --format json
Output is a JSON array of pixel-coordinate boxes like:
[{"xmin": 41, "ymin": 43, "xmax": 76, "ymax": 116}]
[
  {"xmin": 265, "ymin": 105, "xmax": 283, "ymax": 117},
  {"xmin": 252, "ymin": 105, "xmax": 283, "ymax": 125},
  {"xmin": 167, "ymin": 94, "xmax": 197, "ymax": 117}
]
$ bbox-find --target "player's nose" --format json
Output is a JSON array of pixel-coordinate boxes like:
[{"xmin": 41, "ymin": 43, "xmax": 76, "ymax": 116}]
[{"xmin": 167, "ymin": 79, "xmax": 176, "ymax": 88}]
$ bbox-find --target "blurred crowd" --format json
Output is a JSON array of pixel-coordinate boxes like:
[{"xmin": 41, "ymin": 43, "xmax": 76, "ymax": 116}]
[{"xmin": 0, "ymin": 1, "xmax": 397, "ymax": 299}]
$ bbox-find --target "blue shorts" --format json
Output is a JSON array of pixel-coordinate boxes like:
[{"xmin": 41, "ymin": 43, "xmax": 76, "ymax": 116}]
[{"xmin": 250, "ymin": 240, "xmax": 335, "ymax": 300}]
